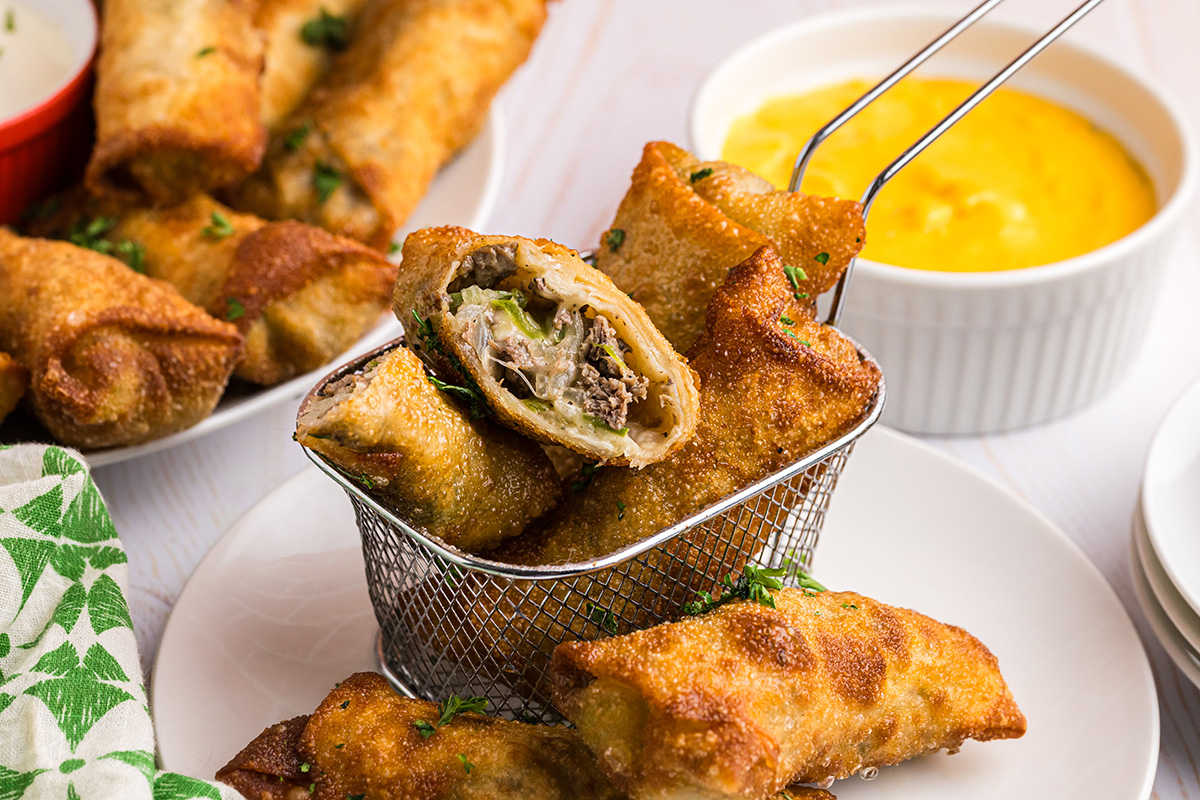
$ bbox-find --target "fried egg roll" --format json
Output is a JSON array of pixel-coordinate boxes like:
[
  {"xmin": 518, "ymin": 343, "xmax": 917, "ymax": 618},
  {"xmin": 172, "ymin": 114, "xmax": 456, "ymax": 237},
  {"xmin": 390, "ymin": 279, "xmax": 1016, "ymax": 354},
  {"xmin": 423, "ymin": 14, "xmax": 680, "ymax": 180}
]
[
  {"xmin": 256, "ymin": 0, "xmax": 372, "ymax": 132},
  {"xmin": 395, "ymin": 227, "xmax": 700, "ymax": 468},
  {"xmin": 415, "ymin": 246, "xmax": 879, "ymax": 703},
  {"xmin": 498, "ymin": 245, "xmax": 879, "ymax": 566},
  {"xmin": 551, "ymin": 588, "xmax": 1027, "ymax": 800},
  {"xmin": 87, "ymin": 0, "xmax": 266, "ymax": 205},
  {"xmin": 0, "ymin": 353, "xmax": 29, "ymax": 427},
  {"xmin": 596, "ymin": 141, "xmax": 865, "ymax": 352},
  {"xmin": 296, "ymin": 345, "xmax": 560, "ymax": 553},
  {"xmin": 233, "ymin": 0, "xmax": 549, "ymax": 248},
  {"xmin": 0, "ymin": 230, "xmax": 241, "ymax": 450},
  {"xmin": 112, "ymin": 195, "xmax": 396, "ymax": 385},
  {"xmin": 217, "ymin": 672, "xmax": 625, "ymax": 800}
]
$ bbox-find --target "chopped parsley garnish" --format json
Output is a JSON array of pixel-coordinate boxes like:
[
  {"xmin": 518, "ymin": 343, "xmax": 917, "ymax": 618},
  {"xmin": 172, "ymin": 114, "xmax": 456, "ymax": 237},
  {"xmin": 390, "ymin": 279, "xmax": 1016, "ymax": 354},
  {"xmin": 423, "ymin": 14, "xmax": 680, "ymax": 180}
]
[
  {"xmin": 68, "ymin": 216, "xmax": 117, "ymax": 251},
  {"xmin": 440, "ymin": 561, "xmax": 463, "ymax": 587},
  {"xmin": 814, "ymin": 251, "xmax": 830, "ymax": 265},
  {"xmin": 616, "ymin": 500, "xmax": 626, "ymax": 520},
  {"xmin": 300, "ymin": 763, "xmax": 310, "ymax": 773},
  {"xmin": 413, "ymin": 694, "xmax": 489, "ymax": 739},
  {"xmin": 353, "ymin": 472, "xmax": 374, "ymax": 489},
  {"xmin": 410, "ymin": 311, "xmax": 489, "ymax": 417},
  {"xmin": 196, "ymin": 45, "xmax": 216, "ymax": 58},
  {"xmin": 284, "ymin": 121, "xmax": 313, "ymax": 152},
  {"xmin": 782, "ymin": 264, "xmax": 808, "ymax": 301},
  {"xmin": 781, "ymin": 549, "xmax": 828, "ymax": 594},
  {"xmin": 225, "ymin": 297, "xmax": 245, "ymax": 321},
  {"xmin": 780, "ymin": 314, "xmax": 795, "ymax": 326},
  {"xmin": 587, "ymin": 603, "xmax": 617, "ymax": 633},
  {"xmin": 570, "ymin": 461, "xmax": 602, "ymax": 493},
  {"xmin": 683, "ymin": 564, "xmax": 790, "ymax": 616},
  {"xmin": 313, "ymin": 161, "xmax": 342, "ymax": 203},
  {"xmin": 603, "ymin": 228, "xmax": 626, "ymax": 253},
  {"xmin": 308, "ymin": 783, "xmax": 315, "ymax": 794},
  {"xmin": 202, "ymin": 211, "xmax": 235, "ymax": 239},
  {"xmin": 4, "ymin": 9, "xmax": 13, "ymax": 31},
  {"xmin": 842, "ymin": 602, "xmax": 859, "ymax": 610},
  {"xmin": 300, "ymin": 8, "xmax": 350, "ymax": 50},
  {"xmin": 334, "ymin": 742, "xmax": 345, "ymax": 749},
  {"xmin": 387, "ymin": 241, "xmax": 401, "ymax": 255},
  {"xmin": 457, "ymin": 754, "xmax": 475, "ymax": 774},
  {"xmin": 115, "ymin": 239, "xmax": 145, "ymax": 273},
  {"xmin": 689, "ymin": 167, "xmax": 713, "ymax": 183},
  {"xmin": 340, "ymin": 700, "xmax": 350, "ymax": 709}
]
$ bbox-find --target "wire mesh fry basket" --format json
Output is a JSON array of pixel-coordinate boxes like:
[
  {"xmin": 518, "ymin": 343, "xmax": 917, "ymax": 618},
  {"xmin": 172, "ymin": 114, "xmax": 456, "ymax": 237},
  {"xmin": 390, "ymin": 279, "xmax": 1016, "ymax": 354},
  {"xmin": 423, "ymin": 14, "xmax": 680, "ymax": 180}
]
[{"xmin": 302, "ymin": 337, "xmax": 884, "ymax": 722}]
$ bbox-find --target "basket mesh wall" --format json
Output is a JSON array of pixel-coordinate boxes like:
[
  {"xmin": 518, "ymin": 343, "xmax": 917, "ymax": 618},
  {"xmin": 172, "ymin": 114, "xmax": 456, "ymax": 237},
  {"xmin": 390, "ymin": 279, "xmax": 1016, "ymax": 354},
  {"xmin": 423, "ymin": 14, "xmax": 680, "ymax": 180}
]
[{"xmin": 349, "ymin": 444, "xmax": 854, "ymax": 723}]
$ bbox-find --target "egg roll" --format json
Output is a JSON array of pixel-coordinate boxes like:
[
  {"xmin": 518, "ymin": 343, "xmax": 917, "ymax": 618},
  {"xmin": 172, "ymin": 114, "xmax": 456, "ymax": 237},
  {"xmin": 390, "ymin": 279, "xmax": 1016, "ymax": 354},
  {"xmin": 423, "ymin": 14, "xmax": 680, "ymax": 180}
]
[
  {"xmin": 233, "ymin": 0, "xmax": 549, "ymax": 248},
  {"xmin": 0, "ymin": 353, "xmax": 29, "ymax": 427},
  {"xmin": 255, "ymin": 0, "xmax": 372, "ymax": 131},
  {"xmin": 0, "ymin": 229, "xmax": 241, "ymax": 450},
  {"xmin": 217, "ymin": 672, "xmax": 625, "ymax": 800},
  {"xmin": 551, "ymin": 588, "xmax": 1027, "ymax": 800},
  {"xmin": 412, "ymin": 246, "xmax": 879, "ymax": 704},
  {"xmin": 112, "ymin": 195, "xmax": 396, "ymax": 385},
  {"xmin": 395, "ymin": 227, "xmax": 700, "ymax": 468},
  {"xmin": 87, "ymin": 0, "xmax": 266, "ymax": 205},
  {"xmin": 596, "ymin": 141, "xmax": 865, "ymax": 352},
  {"xmin": 296, "ymin": 344, "xmax": 560, "ymax": 553}
]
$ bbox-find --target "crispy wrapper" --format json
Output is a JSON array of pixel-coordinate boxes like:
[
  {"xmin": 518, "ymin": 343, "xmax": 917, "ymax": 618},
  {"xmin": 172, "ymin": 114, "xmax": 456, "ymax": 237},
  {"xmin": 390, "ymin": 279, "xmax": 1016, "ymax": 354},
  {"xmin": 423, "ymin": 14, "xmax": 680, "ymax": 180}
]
[
  {"xmin": 0, "ymin": 229, "xmax": 241, "ymax": 450},
  {"xmin": 87, "ymin": 0, "xmax": 266, "ymax": 205},
  {"xmin": 233, "ymin": 0, "xmax": 549, "ymax": 248},
  {"xmin": 0, "ymin": 353, "xmax": 29, "ymax": 427},
  {"xmin": 112, "ymin": 195, "xmax": 396, "ymax": 385},
  {"xmin": 395, "ymin": 227, "xmax": 700, "ymax": 468},
  {"xmin": 296, "ymin": 345, "xmax": 560, "ymax": 553},
  {"xmin": 551, "ymin": 588, "xmax": 1027, "ymax": 800},
  {"xmin": 596, "ymin": 141, "xmax": 865, "ymax": 352},
  {"xmin": 413, "ymin": 246, "xmax": 879, "ymax": 703},
  {"xmin": 217, "ymin": 672, "xmax": 624, "ymax": 800},
  {"xmin": 256, "ymin": 0, "xmax": 372, "ymax": 132}
]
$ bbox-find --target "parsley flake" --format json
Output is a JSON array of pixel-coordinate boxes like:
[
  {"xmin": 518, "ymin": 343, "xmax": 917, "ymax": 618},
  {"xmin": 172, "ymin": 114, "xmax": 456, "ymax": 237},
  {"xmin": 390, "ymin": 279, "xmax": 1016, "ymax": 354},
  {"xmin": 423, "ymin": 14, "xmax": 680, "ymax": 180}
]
[
  {"xmin": 683, "ymin": 564, "xmax": 790, "ymax": 616},
  {"xmin": 780, "ymin": 314, "xmax": 795, "ymax": 326},
  {"xmin": 225, "ymin": 297, "xmax": 245, "ymax": 321},
  {"xmin": 340, "ymin": 700, "xmax": 350, "ymax": 709},
  {"xmin": 587, "ymin": 603, "xmax": 617, "ymax": 633},
  {"xmin": 689, "ymin": 167, "xmax": 713, "ymax": 183},
  {"xmin": 196, "ymin": 45, "xmax": 216, "ymax": 58},
  {"xmin": 300, "ymin": 763, "xmax": 310, "ymax": 773},
  {"xmin": 387, "ymin": 241, "xmax": 401, "ymax": 255},
  {"xmin": 115, "ymin": 239, "xmax": 145, "ymax": 273},
  {"xmin": 603, "ymin": 228, "xmax": 625, "ymax": 253},
  {"xmin": 202, "ymin": 211, "xmax": 236, "ymax": 239},
  {"xmin": 457, "ymin": 753, "xmax": 475, "ymax": 774},
  {"xmin": 413, "ymin": 720, "xmax": 436, "ymax": 738},
  {"xmin": 616, "ymin": 500, "xmax": 626, "ymax": 520},
  {"xmin": 814, "ymin": 251, "xmax": 830, "ymax": 265},
  {"xmin": 413, "ymin": 694, "xmax": 488, "ymax": 738},
  {"xmin": 284, "ymin": 121, "xmax": 313, "ymax": 152},
  {"xmin": 313, "ymin": 161, "xmax": 342, "ymax": 204},
  {"xmin": 300, "ymin": 8, "xmax": 350, "ymax": 50},
  {"xmin": 570, "ymin": 461, "xmax": 602, "ymax": 493},
  {"xmin": 354, "ymin": 473, "xmax": 374, "ymax": 489},
  {"xmin": 334, "ymin": 742, "xmax": 345, "ymax": 749}
]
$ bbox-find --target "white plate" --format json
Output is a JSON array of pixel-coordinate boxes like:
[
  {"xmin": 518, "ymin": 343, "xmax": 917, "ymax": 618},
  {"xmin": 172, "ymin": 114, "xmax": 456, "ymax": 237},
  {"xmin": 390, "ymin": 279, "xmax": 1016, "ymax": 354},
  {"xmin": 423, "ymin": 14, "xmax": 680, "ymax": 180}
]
[
  {"xmin": 79, "ymin": 108, "xmax": 506, "ymax": 468},
  {"xmin": 1141, "ymin": 376, "xmax": 1200, "ymax": 618},
  {"xmin": 1133, "ymin": 501, "xmax": 1200, "ymax": 655},
  {"xmin": 153, "ymin": 428, "xmax": 1158, "ymax": 799},
  {"xmin": 1129, "ymin": 515, "xmax": 1200, "ymax": 688}
]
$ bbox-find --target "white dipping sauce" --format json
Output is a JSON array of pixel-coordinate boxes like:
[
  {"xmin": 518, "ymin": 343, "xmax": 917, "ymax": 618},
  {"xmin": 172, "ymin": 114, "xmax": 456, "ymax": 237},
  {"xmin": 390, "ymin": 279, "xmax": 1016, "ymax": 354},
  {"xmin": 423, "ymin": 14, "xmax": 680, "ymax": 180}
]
[{"xmin": 0, "ymin": 2, "xmax": 76, "ymax": 120}]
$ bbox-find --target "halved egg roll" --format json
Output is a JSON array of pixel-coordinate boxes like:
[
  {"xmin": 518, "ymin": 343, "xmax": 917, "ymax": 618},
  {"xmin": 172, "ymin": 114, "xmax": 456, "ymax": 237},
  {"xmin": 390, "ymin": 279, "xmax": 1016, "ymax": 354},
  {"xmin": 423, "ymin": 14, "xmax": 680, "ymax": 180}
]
[
  {"xmin": 0, "ymin": 353, "xmax": 29, "ymax": 427},
  {"xmin": 296, "ymin": 344, "xmax": 560, "ymax": 553},
  {"xmin": 551, "ymin": 587, "xmax": 1027, "ymax": 800},
  {"xmin": 87, "ymin": 0, "xmax": 266, "ymax": 205},
  {"xmin": 395, "ymin": 227, "xmax": 700, "ymax": 468},
  {"xmin": 416, "ymin": 246, "xmax": 879, "ymax": 703},
  {"xmin": 217, "ymin": 672, "xmax": 625, "ymax": 800},
  {"xmin": 112, "ymin": 195, "xmax": 396, "ymax": 385},
  {"xmin": 233, "ymin": 0, "xmax": 549, "ymax": 248},
  {"xmin": 255, "ymin": 0, "xmax": 372, "ymax": 132},
  {"xmin": 596, "ymin": 141, "xmax": 865, "ymax": 352},
  {"xmin": 0, "ymin": 229, "xmax": 241, "ymax": 450}
]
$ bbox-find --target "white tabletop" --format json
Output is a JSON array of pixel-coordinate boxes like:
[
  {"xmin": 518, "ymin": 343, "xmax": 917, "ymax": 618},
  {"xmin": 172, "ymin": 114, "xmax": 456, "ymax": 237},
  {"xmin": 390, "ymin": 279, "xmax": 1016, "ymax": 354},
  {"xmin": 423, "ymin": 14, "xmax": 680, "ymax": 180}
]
[{"xmin": 92, "ymin": 0, "xmax": 1200, "ymax": 795}]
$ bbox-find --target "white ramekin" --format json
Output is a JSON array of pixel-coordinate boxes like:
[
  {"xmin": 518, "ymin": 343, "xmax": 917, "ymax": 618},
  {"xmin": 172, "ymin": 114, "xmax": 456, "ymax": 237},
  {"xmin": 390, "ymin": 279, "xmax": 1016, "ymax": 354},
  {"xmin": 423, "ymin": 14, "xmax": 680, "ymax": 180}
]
[{"xmin": 690, "ymin": 6, "xmax": 1197, "ymax": 435}]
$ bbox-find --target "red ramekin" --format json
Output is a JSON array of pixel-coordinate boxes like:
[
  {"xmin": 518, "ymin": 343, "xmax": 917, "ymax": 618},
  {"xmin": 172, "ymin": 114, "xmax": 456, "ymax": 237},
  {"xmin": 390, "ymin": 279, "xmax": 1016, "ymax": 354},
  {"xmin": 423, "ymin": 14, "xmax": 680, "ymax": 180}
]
[{"xmin": 0, "ymin": 0, "xmax": 99, "ymax": 225}]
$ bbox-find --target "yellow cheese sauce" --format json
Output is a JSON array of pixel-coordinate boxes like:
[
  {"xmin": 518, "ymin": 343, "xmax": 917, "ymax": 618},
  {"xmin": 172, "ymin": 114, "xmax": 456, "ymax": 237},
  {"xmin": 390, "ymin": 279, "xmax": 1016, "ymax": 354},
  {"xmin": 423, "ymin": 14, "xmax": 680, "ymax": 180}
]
[{"xmin": 721, "ymin": 77, "xmax": 1156, "ymax": 272}]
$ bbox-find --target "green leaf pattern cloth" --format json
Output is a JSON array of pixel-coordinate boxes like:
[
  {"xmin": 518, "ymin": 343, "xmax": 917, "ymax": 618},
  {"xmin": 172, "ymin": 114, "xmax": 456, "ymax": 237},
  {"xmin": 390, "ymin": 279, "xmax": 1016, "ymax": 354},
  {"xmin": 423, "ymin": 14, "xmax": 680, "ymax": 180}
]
[{"xmin": 0, "ymin": 445, "xmax": 240, "ymax": 800}]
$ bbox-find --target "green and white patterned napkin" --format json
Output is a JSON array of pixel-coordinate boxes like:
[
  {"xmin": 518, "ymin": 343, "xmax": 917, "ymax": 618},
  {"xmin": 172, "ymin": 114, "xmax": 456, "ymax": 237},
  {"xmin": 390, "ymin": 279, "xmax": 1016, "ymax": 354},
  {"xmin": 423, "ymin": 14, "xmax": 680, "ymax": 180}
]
[{"xmin": 0, "ymin": 444, "xmax": 239, "ymax": 800}]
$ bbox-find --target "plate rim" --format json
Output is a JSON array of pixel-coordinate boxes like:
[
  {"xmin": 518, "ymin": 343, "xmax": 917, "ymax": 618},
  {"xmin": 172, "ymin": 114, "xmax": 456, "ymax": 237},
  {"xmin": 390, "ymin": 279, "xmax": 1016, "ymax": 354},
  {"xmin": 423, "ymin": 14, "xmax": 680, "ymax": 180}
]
[{"xmin": 83, "ymin": 106, "xmax": 507, "ymax": 469}]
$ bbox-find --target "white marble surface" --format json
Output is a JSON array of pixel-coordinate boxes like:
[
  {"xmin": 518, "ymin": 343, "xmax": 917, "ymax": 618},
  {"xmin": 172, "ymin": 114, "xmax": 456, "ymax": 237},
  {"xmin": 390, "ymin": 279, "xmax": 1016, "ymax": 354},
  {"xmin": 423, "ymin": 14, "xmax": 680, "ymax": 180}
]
[{"xmin": 90, "ymin": 0, "xmax": 1200, "ymax": 795}]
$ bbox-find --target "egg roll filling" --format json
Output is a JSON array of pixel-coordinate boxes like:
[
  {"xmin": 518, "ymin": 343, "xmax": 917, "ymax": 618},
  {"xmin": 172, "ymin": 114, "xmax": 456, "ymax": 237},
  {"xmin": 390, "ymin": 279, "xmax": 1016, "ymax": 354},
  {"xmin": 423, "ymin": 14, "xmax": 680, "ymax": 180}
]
[{"xmin": 447, "ymin": 244, "xmax": 653, "ymax": 439}]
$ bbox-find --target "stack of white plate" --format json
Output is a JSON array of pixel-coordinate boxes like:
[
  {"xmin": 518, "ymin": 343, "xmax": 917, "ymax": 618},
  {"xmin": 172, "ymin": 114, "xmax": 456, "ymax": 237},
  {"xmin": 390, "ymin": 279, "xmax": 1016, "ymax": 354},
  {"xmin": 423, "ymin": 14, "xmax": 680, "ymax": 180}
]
[{"xmin": 1131, "ymin": 377, "xmax": 1200, "ymax": 686}]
